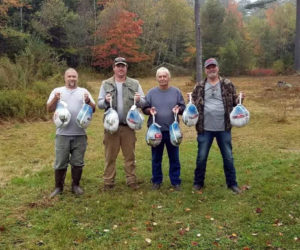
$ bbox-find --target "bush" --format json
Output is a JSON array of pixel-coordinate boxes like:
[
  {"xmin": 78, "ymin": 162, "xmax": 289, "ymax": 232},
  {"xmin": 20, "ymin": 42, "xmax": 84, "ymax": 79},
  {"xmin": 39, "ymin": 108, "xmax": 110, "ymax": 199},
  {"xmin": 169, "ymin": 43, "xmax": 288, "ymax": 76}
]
[
  {"xmin": 247, "ymin": 68, "xmax": 276, "ymax": 76},
  {"xmin": 272, "ymin": 60, "xmax": 285, "ymax": 74}
]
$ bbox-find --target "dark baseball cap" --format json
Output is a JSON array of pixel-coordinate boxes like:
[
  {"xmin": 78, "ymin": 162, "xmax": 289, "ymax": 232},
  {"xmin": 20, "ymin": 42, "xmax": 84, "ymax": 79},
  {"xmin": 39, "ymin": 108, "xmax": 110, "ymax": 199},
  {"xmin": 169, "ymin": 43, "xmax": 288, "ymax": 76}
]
[
  {"xmin": 204, "ymin": 58, "xmax": 218, "ymax": 68},
  {"xmin": 114, "ymin": 57, "xmax": 127, "ymax": 66}
]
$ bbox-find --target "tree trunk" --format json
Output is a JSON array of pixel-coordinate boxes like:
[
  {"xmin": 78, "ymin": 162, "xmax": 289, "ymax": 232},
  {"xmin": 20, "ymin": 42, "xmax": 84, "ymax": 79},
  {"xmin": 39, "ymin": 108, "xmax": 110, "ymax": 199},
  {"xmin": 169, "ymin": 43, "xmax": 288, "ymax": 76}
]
[
  {"xmin": 295, "ymin": 0, "xmax": 300, "ymax": 72},
  {"xmin": 194, "ymin": 0, "xmax": 202, "ymax": 82}
]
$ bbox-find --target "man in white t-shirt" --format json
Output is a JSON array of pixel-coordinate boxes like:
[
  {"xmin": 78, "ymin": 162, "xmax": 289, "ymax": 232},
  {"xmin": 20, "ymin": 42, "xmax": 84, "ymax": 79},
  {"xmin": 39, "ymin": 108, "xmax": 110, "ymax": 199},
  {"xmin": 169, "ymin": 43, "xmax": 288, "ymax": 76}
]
[{"xmin": 47, "ymin": 68, "xmax": 95, "ymax": 198}]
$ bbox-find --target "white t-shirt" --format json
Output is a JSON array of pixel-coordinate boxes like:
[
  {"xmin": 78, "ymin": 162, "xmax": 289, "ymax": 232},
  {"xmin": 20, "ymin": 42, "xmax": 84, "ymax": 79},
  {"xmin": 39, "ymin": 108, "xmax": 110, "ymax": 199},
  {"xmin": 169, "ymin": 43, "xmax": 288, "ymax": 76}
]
[{"xmin": 47, "ymin": 86, "xmax": 95, "ymax": 135}]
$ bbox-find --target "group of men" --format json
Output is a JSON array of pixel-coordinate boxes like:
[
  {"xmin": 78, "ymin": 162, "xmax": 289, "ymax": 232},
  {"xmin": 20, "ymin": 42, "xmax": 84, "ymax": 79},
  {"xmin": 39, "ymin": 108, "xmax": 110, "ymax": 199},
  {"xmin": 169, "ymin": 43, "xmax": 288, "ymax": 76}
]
[{"xmin": 47, "ymin": 57, "xmax": 244, "ymax": 198}]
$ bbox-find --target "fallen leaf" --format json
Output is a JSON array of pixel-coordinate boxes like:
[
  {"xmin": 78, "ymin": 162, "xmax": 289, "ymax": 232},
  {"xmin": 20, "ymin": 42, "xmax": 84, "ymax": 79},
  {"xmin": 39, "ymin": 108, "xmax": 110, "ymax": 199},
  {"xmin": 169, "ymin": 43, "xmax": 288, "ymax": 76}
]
[
  {"xmin": 279, "ymin": 232, "xmax": 283, "ymax": 236},
  {"xmin": 178, "ymin": 228, "xmax": 186, "ymax": 236},
  {"xmin": 153, "ymin": 222, "xmax": 158, "ymax": 226},
  {"xmin": 146, "ymin": 227, "xmax": 153, "ymax": 232},
  {"xmin": 243, "ymin": 247, "xmax": 250, "ymax": 250},
  {"xmin": 145, "ymin": 221, "xmax": 151, "ymax": 225},
  {"xmin": 218, "ymin": 226, "xmax": 223, "ymax": 229},
  {"xmin": 266, "ymin": 241, "xmax": 272, "ymax": 247},
  {"xmin": 252, "ymin": 232, "xmax": 258, "ymax": 236},
  {"xmin": 145, "ymin": 238, "xmax": 151, "ymax": 244},
  {"xmin": 0, "ymin": 226, "xmax": 5, "ymax": 232},
  {"xmin": 157, "ymin": 243, "xmax": 163, "ymax": 248},
  {"xmin": 157, "ymin": 205, "xmax": 163, "ymax": 209},
  {"xmin": 256, "ymin": 208, "xmax": 263, "ymax": 213},
  {"xmin": 185, "ymin": 226, "xmax": 190, "ymax": 232},
  {"xmin": 132, "ymin": 227, "xmax": 138, "ymax": 231},
  {"xmin": 36, "ymin": 240, "xmax": 44, "ymax": 246},
  {"xmin": 103, "ymin": 229, "xmax": 109, "ymax": 232},
  {"xmin": 197, "ymin": 233, "xmax": 201, "ymax": 237},
  {"xmin": 175, "ymin": 221, "xmax": 182, "ymax": 224},
  {"xmin": 185, "ymin": 208, "xmax": 191, "ymax": 212},
  {"xmin": 113, "ymin": 225, "xmax": 118, "ymax": 229},
  {"xmin": 241, "ymin": 185, "xmax": 251, "ymax": 191},
  {"xmin": 213, "ymin": 241, "xmax": 219, "ymax": 247},
  {"xmin": 191, "ymin": 241, "xmax": 198, "ymax": 246},
  {"xmin": 210, "ymin": 217, "xmax": 215, "ymax": 221},
  {"xmin": 152, "ymin": 204, "xmax": 157, "ymax": 208}
]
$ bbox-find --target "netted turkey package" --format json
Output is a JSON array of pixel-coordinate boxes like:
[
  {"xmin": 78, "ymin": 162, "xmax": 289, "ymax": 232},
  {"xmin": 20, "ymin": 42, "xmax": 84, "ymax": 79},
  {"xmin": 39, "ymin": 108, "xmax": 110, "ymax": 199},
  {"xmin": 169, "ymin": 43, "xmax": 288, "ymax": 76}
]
[
  {"xmin": 230, "ymin": 93, "xmax": 250, "ymax": 127},
  {"xmin": 146, "ymin": 114, "xmax": 162, "ymax": 147},
  {"xmin": 169, "ymin": 112, "xmax": 182, "ymax": 146},
  {"xmin": 104, "ymin": 98, "xmax": 119, "ymax": 134},
  {"xmin": 182, "ymin": 93, "xmax": 199, "ymax": 127},
  {"xmin": 126, "ymin": 96, "xmax": 144, "ymax": 130}
]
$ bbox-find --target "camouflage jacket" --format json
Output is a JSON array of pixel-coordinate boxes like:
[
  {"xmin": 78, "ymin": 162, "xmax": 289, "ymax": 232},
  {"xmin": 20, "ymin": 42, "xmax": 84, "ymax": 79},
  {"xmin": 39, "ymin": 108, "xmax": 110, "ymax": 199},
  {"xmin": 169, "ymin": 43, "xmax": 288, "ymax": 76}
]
[{"xmin": 192, "ymin": 77, "xmax": 238, "ymax": 134}]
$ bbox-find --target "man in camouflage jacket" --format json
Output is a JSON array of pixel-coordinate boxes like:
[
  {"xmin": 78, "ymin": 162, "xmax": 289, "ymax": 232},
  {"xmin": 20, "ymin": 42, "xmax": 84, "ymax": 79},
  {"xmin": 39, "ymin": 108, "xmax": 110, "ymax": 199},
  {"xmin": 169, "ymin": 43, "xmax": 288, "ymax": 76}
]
[{"xmin": 192, "ymin": 58, "xmax": 244, "ymax": 194}]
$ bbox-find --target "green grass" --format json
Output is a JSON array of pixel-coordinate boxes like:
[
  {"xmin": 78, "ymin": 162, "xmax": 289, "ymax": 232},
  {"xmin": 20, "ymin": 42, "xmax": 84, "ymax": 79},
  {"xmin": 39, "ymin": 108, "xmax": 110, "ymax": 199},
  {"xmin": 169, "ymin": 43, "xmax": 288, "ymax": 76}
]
[{"xmin": 0, "ymin": 76, "xmax": 300, "ymax": 249}]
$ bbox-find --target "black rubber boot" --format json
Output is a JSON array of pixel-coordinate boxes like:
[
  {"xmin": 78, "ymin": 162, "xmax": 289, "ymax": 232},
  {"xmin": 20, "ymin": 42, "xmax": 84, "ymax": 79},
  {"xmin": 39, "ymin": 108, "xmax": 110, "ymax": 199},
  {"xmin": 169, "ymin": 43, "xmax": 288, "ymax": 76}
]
[
  {"xmin": 49, "ymin": 169, "xmax": 67, "ymax": 198},
  {"xmin": 71, "ymin": 166, "xmax": 84, "ymax": 195}
]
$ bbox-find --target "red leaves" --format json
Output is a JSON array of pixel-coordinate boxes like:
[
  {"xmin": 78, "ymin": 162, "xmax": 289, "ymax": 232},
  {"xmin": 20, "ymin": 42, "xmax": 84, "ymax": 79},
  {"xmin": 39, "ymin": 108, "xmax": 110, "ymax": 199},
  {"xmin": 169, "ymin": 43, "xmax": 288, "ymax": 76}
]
[
  {"xmin": 0, "ymin": 225, "xmax": 5, "ymax": 232},
  {"xmin": 93, "ymin": 8, "xmax": 149, "ymax": 68},
  {"xmin": 255, "ymin": 208, "xmax": 263, "ymax": 214}
]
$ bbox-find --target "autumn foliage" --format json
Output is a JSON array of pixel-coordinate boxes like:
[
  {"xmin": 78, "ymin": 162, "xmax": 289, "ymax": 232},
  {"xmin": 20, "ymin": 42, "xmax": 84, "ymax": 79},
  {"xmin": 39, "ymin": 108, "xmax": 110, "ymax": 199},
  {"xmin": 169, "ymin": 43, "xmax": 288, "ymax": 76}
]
[{"xmin": 93, "ymin": 9, "xmax": 149, "ymax": 68}]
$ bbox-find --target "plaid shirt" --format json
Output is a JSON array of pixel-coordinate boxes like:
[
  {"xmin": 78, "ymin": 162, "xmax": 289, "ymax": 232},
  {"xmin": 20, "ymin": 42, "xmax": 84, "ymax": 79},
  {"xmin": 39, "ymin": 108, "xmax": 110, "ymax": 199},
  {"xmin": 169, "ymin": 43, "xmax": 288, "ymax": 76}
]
[{"xmin": 192, "ymin": 77, "xmax": 238, "ymax": 134}]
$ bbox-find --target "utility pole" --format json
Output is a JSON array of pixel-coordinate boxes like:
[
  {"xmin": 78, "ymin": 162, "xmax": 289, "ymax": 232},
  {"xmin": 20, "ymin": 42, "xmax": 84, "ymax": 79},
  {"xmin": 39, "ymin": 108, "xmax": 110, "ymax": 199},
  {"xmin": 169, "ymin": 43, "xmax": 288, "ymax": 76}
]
[{"xmin": 194, "ymin": 0, "xmax": 202, "ymax": 82}]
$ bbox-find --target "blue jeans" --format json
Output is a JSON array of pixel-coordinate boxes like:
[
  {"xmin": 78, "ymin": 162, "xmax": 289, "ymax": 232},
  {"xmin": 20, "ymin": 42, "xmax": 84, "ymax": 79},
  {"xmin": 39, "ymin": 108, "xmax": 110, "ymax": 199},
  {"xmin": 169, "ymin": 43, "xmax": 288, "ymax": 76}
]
[
  {"xmin": 151, "ymin": 131, "xmax": 181, "ymax": 186},
  {"xmin": 194, "ymin": 131, "xmax": 237, "ymax": 187}
]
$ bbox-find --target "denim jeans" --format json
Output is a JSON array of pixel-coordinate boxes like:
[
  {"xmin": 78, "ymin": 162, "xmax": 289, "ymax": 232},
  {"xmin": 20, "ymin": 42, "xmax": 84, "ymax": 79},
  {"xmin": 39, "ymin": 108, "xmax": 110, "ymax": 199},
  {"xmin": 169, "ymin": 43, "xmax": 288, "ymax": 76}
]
[
  {"xmin": 151, "ymin": 131, "xmax": 181, "ymax": 186},
  {"xmin": 194, "ymin": 130, "xmax": 237, "ymax": 187}
]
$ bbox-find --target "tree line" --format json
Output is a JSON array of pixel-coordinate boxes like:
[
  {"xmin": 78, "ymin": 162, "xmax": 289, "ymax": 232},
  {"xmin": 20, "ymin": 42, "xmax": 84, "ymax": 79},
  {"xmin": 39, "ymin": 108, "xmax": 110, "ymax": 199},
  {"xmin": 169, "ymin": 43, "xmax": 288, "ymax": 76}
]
[{"xmin": 0, "ymin": 0, "xmax": 297, "ymax": 119}]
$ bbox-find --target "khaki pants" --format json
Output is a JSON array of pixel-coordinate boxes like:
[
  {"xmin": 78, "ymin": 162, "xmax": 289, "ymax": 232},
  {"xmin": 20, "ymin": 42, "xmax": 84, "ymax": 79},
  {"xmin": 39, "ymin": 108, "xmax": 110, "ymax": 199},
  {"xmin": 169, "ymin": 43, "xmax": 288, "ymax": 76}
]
[{"xmin": 103, "ymin": 125, "xmax": 137, "ymax": 185}]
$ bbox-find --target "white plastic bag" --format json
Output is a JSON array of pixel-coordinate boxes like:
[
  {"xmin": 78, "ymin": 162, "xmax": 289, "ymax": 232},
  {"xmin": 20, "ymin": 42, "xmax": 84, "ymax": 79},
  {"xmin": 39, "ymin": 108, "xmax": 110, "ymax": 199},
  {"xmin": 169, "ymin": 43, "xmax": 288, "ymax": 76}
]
[
  {"xmin": 53, "ymin": 100, "xmax": 71, "ymax": 128},
  {"xmin": 230, "ymin": 92, "xmax": 250, "ymax": 127},
  {"xmin": 126, "ymin": 96, "xmax": 144, "ymax": 130},
  {"xmin": 76, "ymin": 96, "xmax": 93, "ymax": 129},
  {"xmin": 169, "ymin": 111, "xmax": 182, "ymax": 147},
  {"xmin": 146, "ymin": 114, "xmax": 162, "ymax": 147},
  {"xmin": 104, "ymin": 98, "xmax": 119, "ymax": 134},
  {"xmin": 182, "ymin": 92, "xmax": 199, "ymax": 127}
]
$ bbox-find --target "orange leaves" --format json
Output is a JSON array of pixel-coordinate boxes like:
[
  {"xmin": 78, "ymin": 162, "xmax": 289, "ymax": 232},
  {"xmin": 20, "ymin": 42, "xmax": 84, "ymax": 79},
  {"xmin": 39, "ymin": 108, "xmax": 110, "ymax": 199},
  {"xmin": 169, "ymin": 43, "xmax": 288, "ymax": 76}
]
[{"xmin": 93, "ymin": 7, "xmax": 149, "ymax": 68}]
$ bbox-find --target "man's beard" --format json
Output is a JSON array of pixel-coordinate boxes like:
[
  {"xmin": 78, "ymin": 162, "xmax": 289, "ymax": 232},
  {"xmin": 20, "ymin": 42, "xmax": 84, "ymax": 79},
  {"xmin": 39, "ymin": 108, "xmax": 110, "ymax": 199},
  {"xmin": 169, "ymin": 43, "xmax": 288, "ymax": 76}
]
[
  {"xmin": 207, "ymin": 72, "xmax": 218, "ymax": 79},
  {"xmin": 68, "ymin": 80, "xmax": 77, "ymax": 87}
]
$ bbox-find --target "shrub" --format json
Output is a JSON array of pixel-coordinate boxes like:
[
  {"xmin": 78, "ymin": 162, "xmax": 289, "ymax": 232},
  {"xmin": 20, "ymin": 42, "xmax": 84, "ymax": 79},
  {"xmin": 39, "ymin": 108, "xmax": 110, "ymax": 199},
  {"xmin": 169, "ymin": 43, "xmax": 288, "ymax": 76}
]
[
  {"xmin": 247, "ymin": 68, "xmax": 276, "ymax": 76},
  {"xmin": 272, "ymin": 60, "xmax": 285, "ymax": 74}
]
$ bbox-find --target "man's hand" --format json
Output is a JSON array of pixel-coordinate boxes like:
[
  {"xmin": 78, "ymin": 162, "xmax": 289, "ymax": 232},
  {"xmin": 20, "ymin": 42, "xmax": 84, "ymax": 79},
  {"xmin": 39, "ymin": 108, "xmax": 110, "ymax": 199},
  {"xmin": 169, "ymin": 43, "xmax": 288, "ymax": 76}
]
[
  {"xmin": 105, "ymin": 93, "xmax": 112, "ymax": 103},
  {"xmin": 84, "ymin": 93, "xmax": 90, "ymax": 104},
  {"xmin": 150, "ymin": 107, "xmax": 157, "ymax": 116},
  {"xmin": 172, "ymin": 105, "xmax": 180, "ymax": 114},
  {"xmin": 134, "ymin": 92, "xmax": 141, "ymax": 103},
  {"xmin": 54, "ymin": 92, "xmax": 61, "ymax": 101}
]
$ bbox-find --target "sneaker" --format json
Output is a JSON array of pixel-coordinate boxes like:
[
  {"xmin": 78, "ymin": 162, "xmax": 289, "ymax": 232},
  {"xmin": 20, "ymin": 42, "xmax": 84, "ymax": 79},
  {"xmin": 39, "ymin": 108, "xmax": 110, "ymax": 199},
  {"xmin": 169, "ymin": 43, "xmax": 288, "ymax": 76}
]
[
  {"xmin": 152, "ymin": 183, "xmax": 161, "ymax": 190},
  {"xmin": 229, "ymin": 185, "xmax": 241, "ymax": 194},
  {"xmin": 193, "ymin": 184, "xmax": 203, "ymax": 191},
  {"xmin": 128, "ymin": 183, "xmax": 139, "ymax": 190},
  {"xmin": 172, "ymin": 185, "xmax": 181, "ymax": 191}
]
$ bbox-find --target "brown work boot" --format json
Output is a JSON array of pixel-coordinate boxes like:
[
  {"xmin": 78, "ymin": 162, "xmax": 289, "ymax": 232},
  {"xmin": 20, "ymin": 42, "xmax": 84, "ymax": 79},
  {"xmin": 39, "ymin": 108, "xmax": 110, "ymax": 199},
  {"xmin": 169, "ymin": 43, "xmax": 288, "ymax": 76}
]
[
  {"xmin": 128, "ymin": 183, "xmax": 139, "ymax": 190},
  {"xmin": 103, "ymin": 184, "xmax": 115, "ymax": 191},
  {"xmin": 49, "ymin": 169, "xmax": 67, "ymax": 198},
  {"xmin": 71, "ymin": 167, "xmax": 84, "ymax": 195}
]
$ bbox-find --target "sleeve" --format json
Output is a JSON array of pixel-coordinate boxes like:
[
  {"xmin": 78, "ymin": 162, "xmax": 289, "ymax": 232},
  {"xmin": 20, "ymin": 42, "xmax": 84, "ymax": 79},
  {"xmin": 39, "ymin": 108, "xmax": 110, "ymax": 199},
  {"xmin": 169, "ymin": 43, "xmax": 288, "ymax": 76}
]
[
  {"xmin": 47, "ymin": 89, "xmax": 56, "ymax": 104},
  {"xmin": 142, "ymin": 92, "xmax": 152, "ymax": 115},
  {"xmin": 98, "ymin": 83, "xmax": 109, "ymax": 109},
  {"xmin": 177, "ymin": 90, "xmax": 186, "ymax": 115},
  {"xmin": 232, "ymin": 83, "xmax": 238, "ymax": 107},
  {"xmin": 136, "ymin": 83, "xmax": 146, "ymax": 108}
]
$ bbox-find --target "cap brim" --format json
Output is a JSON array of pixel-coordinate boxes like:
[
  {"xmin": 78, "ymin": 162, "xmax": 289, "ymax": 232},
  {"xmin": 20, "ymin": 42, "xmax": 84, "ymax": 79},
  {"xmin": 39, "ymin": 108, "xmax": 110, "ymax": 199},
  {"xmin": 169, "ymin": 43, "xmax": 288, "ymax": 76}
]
[
  {"xmin": 115, "ymin": 62, "xmax": 127, "ymax": 66},
  {"xmin": 205, "ymin": 63, "xmax": 217, "ymax": 68}
]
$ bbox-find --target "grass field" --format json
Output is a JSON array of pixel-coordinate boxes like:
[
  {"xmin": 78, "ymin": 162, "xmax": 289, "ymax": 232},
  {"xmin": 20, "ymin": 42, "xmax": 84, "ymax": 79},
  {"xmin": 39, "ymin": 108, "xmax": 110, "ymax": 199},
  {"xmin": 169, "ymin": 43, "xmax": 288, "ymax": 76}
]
[{"xmin": 0, "ymin": 75, "xmax": 299, "ymax": 249}]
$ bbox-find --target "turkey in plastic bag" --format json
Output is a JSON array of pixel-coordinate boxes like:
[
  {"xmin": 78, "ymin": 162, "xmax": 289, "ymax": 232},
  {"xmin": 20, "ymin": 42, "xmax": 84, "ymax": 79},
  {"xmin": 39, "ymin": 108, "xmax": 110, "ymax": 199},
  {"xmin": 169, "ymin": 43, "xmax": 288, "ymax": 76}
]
[
  {"xmin": 76, "ymin": 96, "xmax": 93, "ymax": 129},
  {"xmin": 126, "ymin": 96, "xmax": 144, "ymax": 130},
  {"xmin": 103, "ymin": 98, "xmax": 119, "ymax": 134},
  {"xmin": 53, "ymin": 100, "xmax": 71, "ymax": 128},
  {"xmin": 182, "ymin": 92, "xmax": 199, "ymax": 127},
  {"xmin": 169, "ymin": 111, "xmax": 183, "ymax": 146},
  {"xmin": 146, "ymin": 114, "xmax": 162, "ymax": 147},
  {"xmin": 230, "ymin": 92, "xmax": 250, "ymax": 127}
]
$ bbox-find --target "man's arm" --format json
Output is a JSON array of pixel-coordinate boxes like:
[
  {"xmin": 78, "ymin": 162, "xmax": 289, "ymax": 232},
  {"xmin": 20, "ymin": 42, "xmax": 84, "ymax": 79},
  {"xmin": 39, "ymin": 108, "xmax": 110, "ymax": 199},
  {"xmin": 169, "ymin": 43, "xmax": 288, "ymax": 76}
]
[
  {"xmin": 98, "ymin": 84, "xmax": 110, "ymax": 110},
  {"xmin": 47, "ymin": 92, "xmax": 60, "ymax": 113}
]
